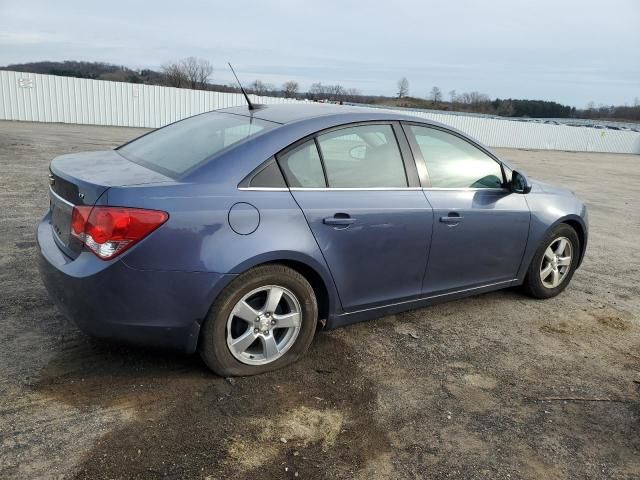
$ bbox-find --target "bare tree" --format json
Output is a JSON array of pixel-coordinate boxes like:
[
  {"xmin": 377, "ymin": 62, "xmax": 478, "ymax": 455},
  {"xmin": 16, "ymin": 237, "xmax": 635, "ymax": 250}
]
[
  {"xmin": 250, "ymin": 80, "xmax": 267, "ymax": 95},
  {"xmin": 397, "ymin": 77, "xmax": 409, "ymax": 98},
  {"xmin": 161, "ymin": 57, "xmax": 212, "ymax": 90},
  {"xmin": 457, "ymin": 91, "xmax": 491, "ymax": 105},
  {"xmin": 308, "ymin": 82, "xmax": 324, "ymax": 97},
  {"xmin": 249, "ymin": 80, "xmax": 275, "ymax": 96},
  {"xmin": 327, "ymin": 84, "xmax": 346, "ymax": 97},
  {"xmin": 429, "ymin": 86, "xmax": 442, "ymax": 105},
  {"xmin": 448, "ymin": 89, "xmax": 457, "ymax": 103},
  {"xmin": 308, "ymin": 82, "xmax": 328, "ymax": 100},
  {"xmin": 455, "ymin": 91, "xmax": 492, "ymax": 113},
  {"xmin": 344, "ymin": 88, "xmax": 362, "ymax": 102},
  {"xmin": 182, "ymin": 57, "xmax": 213, "ymax": 89},
  {"xmin": 161, "ymin": 62, "xmax": 188, "ymax": 88},
  {"xmin": 307, "ymin": 82, "xmax": 348, "ymax": 100},
  {"xmin": 282, "ymin": 80, "xmax": 299, "ymax": 98}
]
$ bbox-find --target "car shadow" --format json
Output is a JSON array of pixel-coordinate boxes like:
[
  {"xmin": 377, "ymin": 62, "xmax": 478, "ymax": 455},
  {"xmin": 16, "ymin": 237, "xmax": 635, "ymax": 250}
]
[
  {"xmin": 30, "ymin": 330, "xmax": 391, "ymax": 479},
  {"xmin": 31, "ymin": 335, "xmax": 215, "ymax": 409}
]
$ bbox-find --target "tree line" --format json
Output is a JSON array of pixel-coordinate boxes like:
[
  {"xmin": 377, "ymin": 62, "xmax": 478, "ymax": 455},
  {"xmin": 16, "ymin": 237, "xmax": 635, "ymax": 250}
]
[
  {"xmin": 2, "ymin": 60, "xmax": 638, "ymax": 121},
  {"xmin": 394, "ymin": 77, "xmax": 639, "ymax": 120}
]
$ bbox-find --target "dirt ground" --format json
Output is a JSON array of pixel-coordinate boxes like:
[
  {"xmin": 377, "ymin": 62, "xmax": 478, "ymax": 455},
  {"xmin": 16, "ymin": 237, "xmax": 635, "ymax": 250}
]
[{"xmin": 0, "ymin": 120, "xmax": 638, "ymax": 480}]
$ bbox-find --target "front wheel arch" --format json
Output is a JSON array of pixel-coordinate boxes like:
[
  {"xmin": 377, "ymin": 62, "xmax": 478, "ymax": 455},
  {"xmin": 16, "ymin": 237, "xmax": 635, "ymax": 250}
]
[
  {"xmin": 521, "ymin": 222, "xmax": 581, "ymax": 299},
  {"xmin": 562, "ymin": 219, "xmax": 586, "ymax": 267},
  {"xmin": 517, "ymin": 214, "xmax": 586, "ymax": 286}
]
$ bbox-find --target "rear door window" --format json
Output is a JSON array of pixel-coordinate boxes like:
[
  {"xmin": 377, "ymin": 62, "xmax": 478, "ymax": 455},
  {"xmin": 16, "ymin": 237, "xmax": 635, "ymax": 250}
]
[
  {"xmin": 316, "ymin": 124, "xmax": 407, "ymax": 188},
  {"xmin": 118, "ymin": 112, "xmax": 276, "ymax": 177}
]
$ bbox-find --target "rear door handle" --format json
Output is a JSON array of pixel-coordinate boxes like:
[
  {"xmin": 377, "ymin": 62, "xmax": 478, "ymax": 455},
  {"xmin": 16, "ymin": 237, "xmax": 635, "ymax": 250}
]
[
  {"xmin": 323, "ymin": 214, "xmax": 355, "ymax": 226},
  {"xmin": 440, "ymin": 215, "xmax": 464, "ymax": 223}
]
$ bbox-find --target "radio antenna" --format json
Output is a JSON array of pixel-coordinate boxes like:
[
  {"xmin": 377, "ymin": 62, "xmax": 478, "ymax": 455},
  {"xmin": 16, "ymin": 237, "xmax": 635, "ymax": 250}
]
[{"xmin": 228, "ymin": 62, "xmax": 262, "ymax": 111}]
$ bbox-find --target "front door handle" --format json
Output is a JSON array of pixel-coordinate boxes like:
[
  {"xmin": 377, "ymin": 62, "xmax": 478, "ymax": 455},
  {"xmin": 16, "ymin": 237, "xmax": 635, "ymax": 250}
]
[
  {"xmin": 323, "ymin": 213, "xmax": 355, "ymax": 226},
  {"xmin": 440, "ymin": 214, "xmax": 464, "ymax": 224}
]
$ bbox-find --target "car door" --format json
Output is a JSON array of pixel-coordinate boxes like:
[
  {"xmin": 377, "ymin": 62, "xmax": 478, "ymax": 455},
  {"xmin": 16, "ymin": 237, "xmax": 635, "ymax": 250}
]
[
  {"xmin": 403, "ymin": 123, "xmax": 530, "ymax": 295},
  {"xmin": 277, "ymin": 122, "xmax": 433, "ymax": 311}
]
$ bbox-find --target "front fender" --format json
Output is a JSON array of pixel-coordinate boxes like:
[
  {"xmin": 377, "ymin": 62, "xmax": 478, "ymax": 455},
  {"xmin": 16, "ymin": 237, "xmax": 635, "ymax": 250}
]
[{"xmin": 517, "ymin": 192, "xmax": 588, "ymax": 282}]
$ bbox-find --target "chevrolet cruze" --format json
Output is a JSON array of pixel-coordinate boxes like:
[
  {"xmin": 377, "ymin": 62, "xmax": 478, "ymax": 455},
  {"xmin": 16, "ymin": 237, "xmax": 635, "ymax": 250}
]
[{"xmin": 38, "ymin": 104, "xmax": 588, "ymax": 376}]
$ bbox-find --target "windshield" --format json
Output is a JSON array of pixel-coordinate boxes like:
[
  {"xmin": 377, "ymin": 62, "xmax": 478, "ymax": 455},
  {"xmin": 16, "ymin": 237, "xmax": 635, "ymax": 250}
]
[{"xmin": 118, "ymin": 112, "xmax": 277, "ymax": 177}]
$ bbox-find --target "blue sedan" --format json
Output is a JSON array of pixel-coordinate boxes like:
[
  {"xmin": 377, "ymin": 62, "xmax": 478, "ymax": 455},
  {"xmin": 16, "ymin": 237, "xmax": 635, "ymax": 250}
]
[{"xmin": 37, "ymin": 104, "xmax": 588, "ymax": 376}]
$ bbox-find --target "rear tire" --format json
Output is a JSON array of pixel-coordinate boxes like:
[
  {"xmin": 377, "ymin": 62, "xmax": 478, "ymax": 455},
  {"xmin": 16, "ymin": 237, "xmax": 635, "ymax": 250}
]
[
  {"xmin": 522, "ymin": 223, "xmax": 580, "ymax": 299},
  {"xmin": 199, "ymin": 264, "xmax": 318, "ymax": 376}
]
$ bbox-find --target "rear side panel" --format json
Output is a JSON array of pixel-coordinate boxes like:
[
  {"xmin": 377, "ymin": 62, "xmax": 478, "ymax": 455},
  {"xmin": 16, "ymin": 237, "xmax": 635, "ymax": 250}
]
[
  {"xmin": 48, "ymin": 150, "xmax": 174, "ymax": 258},
  {"xmin": 37, "ymin": 211, "xmax": 233, "ymax": 352},
  {"xmin": 104, "ymin": 184, "xmax": 341, "ymax": 312}
]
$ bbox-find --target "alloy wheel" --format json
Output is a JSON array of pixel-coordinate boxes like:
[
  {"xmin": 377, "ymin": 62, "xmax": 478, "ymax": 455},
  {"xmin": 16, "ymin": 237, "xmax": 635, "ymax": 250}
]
[
  {"xmin": 539, "ymin": 236, "xmax": 573, "ymax": 289},
  {"xmin": 226, "ymin": 285, "xmax": 302, "ymax": 365}
]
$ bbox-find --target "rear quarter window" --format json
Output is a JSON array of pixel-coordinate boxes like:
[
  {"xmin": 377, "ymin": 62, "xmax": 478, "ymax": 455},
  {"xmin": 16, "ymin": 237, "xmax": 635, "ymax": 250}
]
[
  {"xmin": 118, "ymin": 112, "xmax": 276, "ymax": 177},
  {"xmin": 277, "ymin": 140, "xmax": 326, "ymax": 188}
]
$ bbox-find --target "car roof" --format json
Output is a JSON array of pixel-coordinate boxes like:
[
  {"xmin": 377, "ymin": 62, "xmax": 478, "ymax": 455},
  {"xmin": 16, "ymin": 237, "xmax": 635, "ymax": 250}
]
[
  {"xmin": 213, "ymin": 103, "xmax": 508, "ymax": 169},
  {"xmin": 191, "ymin": 103, "xmax": 512, "ymax": 182},
  {"xmin": 219, "ymin": 102, "xmax": 440, "ymax": 126}
]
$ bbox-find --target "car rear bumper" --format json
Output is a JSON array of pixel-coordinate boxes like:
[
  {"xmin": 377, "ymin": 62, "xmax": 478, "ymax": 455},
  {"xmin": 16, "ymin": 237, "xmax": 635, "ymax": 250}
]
[{"xmin": 37, "ymin": 212, "xmax": 234, "ymax": 353}]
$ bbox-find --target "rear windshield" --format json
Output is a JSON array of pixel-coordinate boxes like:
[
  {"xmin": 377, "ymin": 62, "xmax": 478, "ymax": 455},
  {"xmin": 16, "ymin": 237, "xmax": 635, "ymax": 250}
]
[{"xmin": 118, "ymin": 112, "xmax": 277, "ymax": 177}]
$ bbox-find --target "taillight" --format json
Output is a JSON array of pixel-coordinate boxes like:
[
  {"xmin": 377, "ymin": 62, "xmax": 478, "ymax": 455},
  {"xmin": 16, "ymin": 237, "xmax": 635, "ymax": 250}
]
[{"xmin": 71, "ymin": 206, "xmax": 168, "ymax": 260}]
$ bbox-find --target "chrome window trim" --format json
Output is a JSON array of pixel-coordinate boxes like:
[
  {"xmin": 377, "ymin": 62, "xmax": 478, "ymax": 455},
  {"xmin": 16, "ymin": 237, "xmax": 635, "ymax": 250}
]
[
  {"xmin": 289, "ymin": 187, "xmax": 423, "ymax": 192},
  {"xmin": 49, "ymin": 186, "xmax": 75, "ymax": 207},
  {"xmin": 423, "ymin": 187, "xmax": 509, "ymax": 192},
  {"xmin": 238, "ymin": 187, "xmax": 289, "ymax": 192},
  {"xmin": 237, "ymin": 187, "xmax": 508, "ymax": 193}
]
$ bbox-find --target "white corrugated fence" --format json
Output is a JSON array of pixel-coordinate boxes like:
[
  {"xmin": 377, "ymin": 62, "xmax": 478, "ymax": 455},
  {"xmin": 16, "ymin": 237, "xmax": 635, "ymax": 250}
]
[
  {"xmin": 1, "ymin": 70, "xmax": 638, "ymax": 154},
  {"xmin": 0, "ymin": 70, "xmax": 297, "ymax": 128}
]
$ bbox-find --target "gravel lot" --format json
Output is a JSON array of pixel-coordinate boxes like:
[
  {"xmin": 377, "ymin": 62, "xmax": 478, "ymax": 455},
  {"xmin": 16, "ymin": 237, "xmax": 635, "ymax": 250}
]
[{"xmin": 1, "ymin": 120, "xmax": 638, "ymax": 479}]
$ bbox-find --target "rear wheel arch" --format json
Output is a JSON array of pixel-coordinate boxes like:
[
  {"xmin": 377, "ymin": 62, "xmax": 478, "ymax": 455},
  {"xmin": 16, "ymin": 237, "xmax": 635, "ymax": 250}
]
[
  {"xmin": 227, "ymin": 254, "xmax": 336, "ymax": 328},
  {"xmin": 267, "ymin": 259, "xmax": 330, "ymax": 328},
  {"xmin": 198, "ymin": 263, "xmax": 318, "ymax": 376}
]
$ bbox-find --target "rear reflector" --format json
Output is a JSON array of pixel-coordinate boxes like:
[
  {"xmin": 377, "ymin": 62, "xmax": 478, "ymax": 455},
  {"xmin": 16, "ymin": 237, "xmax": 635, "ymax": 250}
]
[{"xmin": 71, "ymin": 206, "xmax": 168, "ymax": 260}]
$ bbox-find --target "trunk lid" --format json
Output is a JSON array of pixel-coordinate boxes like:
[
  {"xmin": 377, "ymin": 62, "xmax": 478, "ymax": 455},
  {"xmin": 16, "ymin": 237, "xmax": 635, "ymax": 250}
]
[{"xmin": 48, "ymin": 150, "xmax": 173, "ymax": 258}]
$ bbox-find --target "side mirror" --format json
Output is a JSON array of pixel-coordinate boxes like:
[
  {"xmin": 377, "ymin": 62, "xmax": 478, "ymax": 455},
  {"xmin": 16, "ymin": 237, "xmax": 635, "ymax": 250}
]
[{"xmin": 511, "ymin": 170, "xmax": 532, "ymax": 194}]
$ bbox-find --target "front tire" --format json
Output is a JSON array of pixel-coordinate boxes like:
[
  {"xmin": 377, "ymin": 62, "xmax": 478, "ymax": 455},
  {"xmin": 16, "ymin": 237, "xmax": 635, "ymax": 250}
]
[
  {"xmin": 199, "ymin": 264, "xmax": 318, "ymax": 376},
  {"xmin": 522, "ymin": 223, "xmax": 580, "ymax": 299}
]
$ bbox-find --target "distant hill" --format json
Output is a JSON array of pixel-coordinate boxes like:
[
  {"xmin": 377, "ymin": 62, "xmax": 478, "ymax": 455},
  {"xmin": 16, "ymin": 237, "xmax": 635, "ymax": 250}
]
[
  {"xmin": 1, "ymin": 60, "xmax": 166, "ymax": 84},
  {"xmin": 0, "ymin": 60, "xmax": 241, "ymax": 92}
]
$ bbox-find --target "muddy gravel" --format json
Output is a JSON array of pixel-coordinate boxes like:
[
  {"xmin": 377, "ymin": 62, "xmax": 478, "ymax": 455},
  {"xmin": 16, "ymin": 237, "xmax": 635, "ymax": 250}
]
[{"xmin": 0, "ymin": 120, "xmax": 638, "ymax": 479}]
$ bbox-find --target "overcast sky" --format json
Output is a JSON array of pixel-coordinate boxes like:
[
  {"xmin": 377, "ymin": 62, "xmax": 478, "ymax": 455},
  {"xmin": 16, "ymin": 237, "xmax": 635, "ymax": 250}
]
[{"xmin": 1, "ymin": 0, "xmax": 638, "ymax": 107}]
